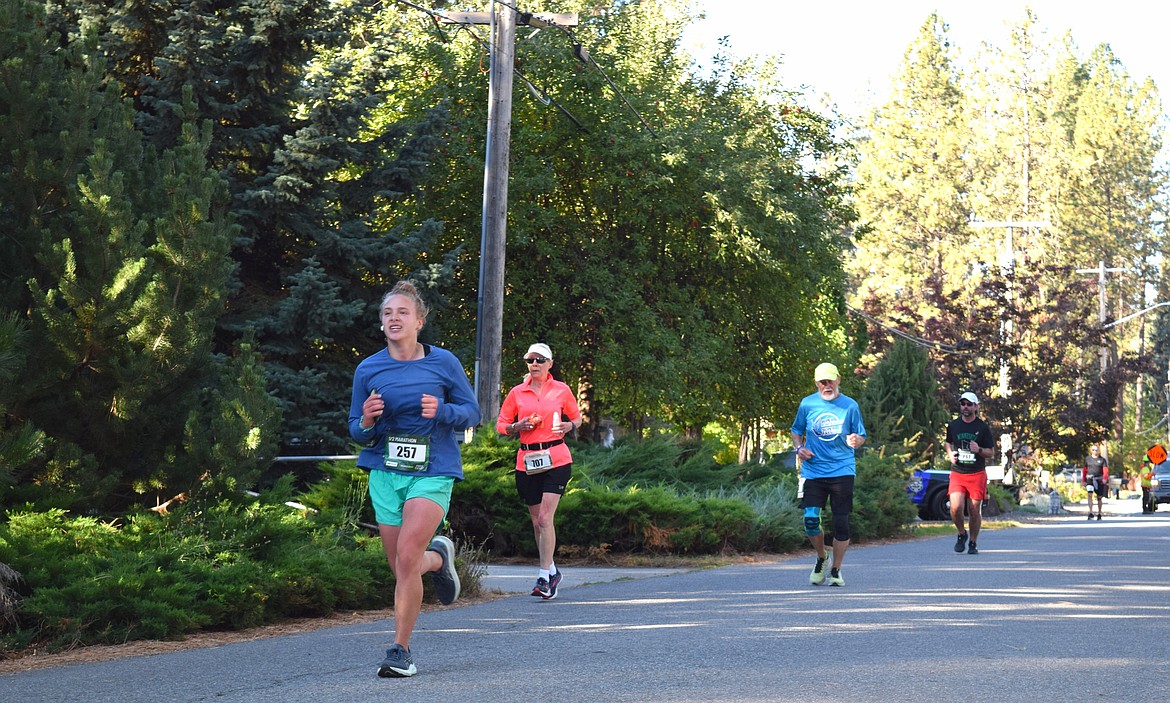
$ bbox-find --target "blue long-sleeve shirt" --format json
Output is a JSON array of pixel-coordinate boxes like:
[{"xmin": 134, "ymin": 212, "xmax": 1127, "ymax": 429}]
[{"xmin": 348, "ymin": 345, "xmax": 481, "ymax": 479}]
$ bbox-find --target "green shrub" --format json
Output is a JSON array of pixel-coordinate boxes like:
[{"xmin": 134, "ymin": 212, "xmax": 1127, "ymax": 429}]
[
  {"xmin": 713, "ymin": 482, "xmax": 805, "ymax": 553},
  {"xmin": 0, "ymin": 493, "xmax": 393, "ymax": 653},
  {"xmin": 556, "ymin": 485, "xmax": 756, "ymax": 554},
  {"xmin": 451, "ymin": 434, "xmax": 534, "ymax": 555},
  {"xmin": 0, "ymin": 431, "xmax": 920, "ymax": 654},
  {"xmin": 832, "ymin": 451, "xmax": 917, "ymax": 542},
  {"xmin": 1056, "ymin": 480, "xmax": 1086, "ymax": 505},
  {"xmin": 448, "ymin": 432, "xmax": 917, "ymax": 558},
  {"xmin": 984, "ymin": 483, "xmax": 1017, "ymax": 515}
]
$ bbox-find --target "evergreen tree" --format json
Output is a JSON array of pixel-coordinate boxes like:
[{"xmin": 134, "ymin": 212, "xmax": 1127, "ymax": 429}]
[
  {"xmin": 0, "ymin": 0, "xmax": 277, "ymax": 508},
  {"xmin": 43, "ymin": 0, "xmax": 461, "ymax": 454},
  {"xmin": 0, "ymin": 314, "xmax": 43, "ymax": 488},
  {"xmin": 858, "ymin": 339, "xmax": 949, "ymax": 467},
  {"xmin": 852, "ymin": 9, "xmax": 1164, "ymax": 466},
  {"xmin": 1056, "ymin": 44, "xmax": 1164, "ymax": 274},
  {"xmin": 849, "ymin": 12, "xmax": 977, "ymax": 341}
]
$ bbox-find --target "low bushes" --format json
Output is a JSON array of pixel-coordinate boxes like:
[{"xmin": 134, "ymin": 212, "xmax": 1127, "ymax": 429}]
[
  {"xmin": 449, "ymin": 433, "xmax": 916, "ymax": 557},
  {"xmin": 0, "ymin": 492, "xmax": 395, "ymax": 653},
  {"xmin": 0, "ymin": 432, "xmax": 919, "ymax": 655}
]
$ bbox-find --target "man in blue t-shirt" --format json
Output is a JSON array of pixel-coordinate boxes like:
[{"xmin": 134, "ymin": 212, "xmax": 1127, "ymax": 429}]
[{"xmin": 791, "ymin": 362, "xmax": 867, "ymax": 588}]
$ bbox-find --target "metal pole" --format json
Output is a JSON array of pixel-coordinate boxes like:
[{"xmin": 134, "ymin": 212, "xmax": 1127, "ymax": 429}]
[{"xmin": 473, "ymin": 2, "xmax": 516, "ymax": 429}]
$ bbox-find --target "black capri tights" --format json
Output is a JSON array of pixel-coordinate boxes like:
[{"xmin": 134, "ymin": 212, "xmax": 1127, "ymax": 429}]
[{"xmin": 801, "ymin": 475, "xmax": 854, "ymax": 542}]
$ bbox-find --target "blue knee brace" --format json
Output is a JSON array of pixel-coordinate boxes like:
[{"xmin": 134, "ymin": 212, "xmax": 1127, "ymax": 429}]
[{"xmin": 803, "ymin": 506, "xmax": 822, "ymax": 536}]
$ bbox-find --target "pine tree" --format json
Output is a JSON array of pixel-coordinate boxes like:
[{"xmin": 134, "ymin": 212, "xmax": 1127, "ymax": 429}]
[
  {"xmin": 44, "ymin": 0, "xmax": 460, "ymax": 454},
  {"xmin": 858, "ymin": 339, "xmax": 949, "ymax": 467},
  {"xmin": 850, "ymin": 12, "xmax": 976, "ymax": 333},
  {"xmin": 1, "ymin": 1, "xmax": 277, "ymax": 508},
  {"xmin": 0, "ymin": 314, "xmax": 44, "ymax": 488}
]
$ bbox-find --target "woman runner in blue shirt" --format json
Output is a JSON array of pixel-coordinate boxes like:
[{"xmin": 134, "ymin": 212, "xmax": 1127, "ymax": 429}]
[{"xmin": 348, "ymin": 280, "xmax": 481, "ymax": 678}]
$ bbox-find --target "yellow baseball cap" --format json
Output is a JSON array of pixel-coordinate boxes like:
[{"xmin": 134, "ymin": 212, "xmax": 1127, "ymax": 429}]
[{"xmin": 814, "ymin": 363, "xmax": 840, "ymax": 382}]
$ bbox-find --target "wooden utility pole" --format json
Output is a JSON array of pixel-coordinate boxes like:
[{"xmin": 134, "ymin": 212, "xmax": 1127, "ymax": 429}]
[
  {"xmin": 473, "ymin": 4, "xmax": 515, "ymax": 428},
  {"xmin": 445, "ymin": 9, "xmax": 578, "ymax": 428}
]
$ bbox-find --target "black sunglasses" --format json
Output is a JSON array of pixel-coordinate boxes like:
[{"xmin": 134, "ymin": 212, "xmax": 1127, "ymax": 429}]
[
  {"xmin": 959, "ymin": 400, "xmax": 975, "ymax": 406},
  {"xmin": 523, "ymin": 357, "xmax": 549, "ymax": 364}
]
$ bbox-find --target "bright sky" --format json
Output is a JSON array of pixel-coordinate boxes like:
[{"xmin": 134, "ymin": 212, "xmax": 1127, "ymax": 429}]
[{"xmin": 683, "ymin": 1, "xmax": 1170, "ymax": 121}]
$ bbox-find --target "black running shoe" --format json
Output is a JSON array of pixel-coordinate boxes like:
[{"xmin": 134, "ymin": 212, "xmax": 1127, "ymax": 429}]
[
  {"xmin": 967, "ymin": 541, "xmax": 978, "ymax": 555},
  {"xmin": 826, "ymin": 567, "xmax": 845, "ymax": 587},
  {"xmin": 954, "ymin": 533, "xmax": 968, "ymax": 553}
]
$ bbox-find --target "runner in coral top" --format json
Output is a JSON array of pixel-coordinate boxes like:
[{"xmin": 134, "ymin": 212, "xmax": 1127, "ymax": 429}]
[{"xmin": 496, "ymin": 343, "xmax": 582, "ymax": 599}]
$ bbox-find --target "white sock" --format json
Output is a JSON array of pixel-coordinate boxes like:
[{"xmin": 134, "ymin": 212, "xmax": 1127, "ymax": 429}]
[
  {"xmin": 549, "ymin": 562, "xmax": 557, "ymax": 576},
  {"xmin": 539, "ymin": 569, "xmax": 550, "ymax": 581}
]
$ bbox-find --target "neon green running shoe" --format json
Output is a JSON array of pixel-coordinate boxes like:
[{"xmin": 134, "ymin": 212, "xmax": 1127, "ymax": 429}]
[
  {"xmin": 809, "ymin": 555, "xmax": 828, "ymax": 585},
  {"xmin": 825, "ymin": 567, "xmax": 845, "ymax": 587}
]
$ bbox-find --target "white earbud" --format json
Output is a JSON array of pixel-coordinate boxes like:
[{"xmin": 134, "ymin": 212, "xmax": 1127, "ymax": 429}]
[{"xmin": 380, "ymin": 325, "xmax": 384, "ymax": 331}]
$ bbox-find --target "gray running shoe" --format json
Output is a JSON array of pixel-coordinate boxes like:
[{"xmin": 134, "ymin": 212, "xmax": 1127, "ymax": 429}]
[
  {"xmin": 378, "ymin": 644, "xmax": 416, "ymax": 678},
  {"xmin": 428, "ymin": 535, "xmax": 460, "ymax": 605}
]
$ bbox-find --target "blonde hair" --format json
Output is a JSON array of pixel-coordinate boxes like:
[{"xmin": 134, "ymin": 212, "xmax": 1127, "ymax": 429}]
[{"xmin": 380, "ymin": 280, "xmax": 429, "ymax": 321}]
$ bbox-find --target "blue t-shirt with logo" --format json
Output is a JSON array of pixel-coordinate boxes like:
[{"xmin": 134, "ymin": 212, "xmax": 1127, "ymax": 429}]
[{"xmin": 791, "ymin": 392, "xmax": 867, "ymax": 479}]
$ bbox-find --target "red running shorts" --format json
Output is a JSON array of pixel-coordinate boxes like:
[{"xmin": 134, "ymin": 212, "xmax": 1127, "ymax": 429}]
[{"xmin": 948, "ymin": 470, "xmax": 988, "ymax": 501}]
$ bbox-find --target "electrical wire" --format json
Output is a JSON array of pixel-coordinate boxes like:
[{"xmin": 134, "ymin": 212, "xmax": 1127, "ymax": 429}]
[
  {"xmin": 387, "ymin": 0, "xmax": 587, "ymax": 132},
  {"xmin": 495, "ymin": 0, "xmax": 658, "ymax": 137},
  {"xmin": 1134, "ymin": 414, "xmax": 1168, "ymax": 436},
  {"xmin": 846, "ymin": 305, "xmax": 980, "ymax": 356}
]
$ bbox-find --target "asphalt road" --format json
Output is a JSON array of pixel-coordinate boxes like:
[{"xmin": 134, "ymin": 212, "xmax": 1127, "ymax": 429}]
[{"xmin": 5, "ymin": 499, "xmax": 1169, "ymax": 703}]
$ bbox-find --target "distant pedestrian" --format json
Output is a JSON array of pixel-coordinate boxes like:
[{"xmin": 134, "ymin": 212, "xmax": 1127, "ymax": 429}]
[
  {"xmin": 348, "ymin": 281, "xmax": 482, "ymax": 678},
  {"xmin": 496, "ymin": 343, "xmax": 582, "ymax": 600},
  {"xmin": 1083, "ymin": 444, "xmax": 1108, "ymax": 520},
  {"xmin": 1141, "ymin": 461, "xmax": 1157, "ymax": 514},
  {"xmin": 945, "ymin": 392, "xmax": 994, "ymax": 555},
  {"xmin": 791, "ymin": 362, "xmax": 867, "ymax": 587}
]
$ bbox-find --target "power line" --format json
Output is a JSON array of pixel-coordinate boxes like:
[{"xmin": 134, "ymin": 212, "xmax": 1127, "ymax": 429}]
[
  {"xmin": 846, "ymin": 305, "xmax": 979, "ymax": 356},
  {"xmin": 387, "ymin": 1, "xmax": 651, "ymax": 137},
  {"xmin": 387, "ymin": 0, "xmax": 587, "ymax": 132},
  {"xmin": 502, "ymin": 2, "xmax": 658, "ymax": 137}
]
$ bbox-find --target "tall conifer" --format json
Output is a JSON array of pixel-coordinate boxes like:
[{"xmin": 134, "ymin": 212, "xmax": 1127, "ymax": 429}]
[{"xmin": 1, "ymin": 0, "xmax": 276, "ymax": 507}]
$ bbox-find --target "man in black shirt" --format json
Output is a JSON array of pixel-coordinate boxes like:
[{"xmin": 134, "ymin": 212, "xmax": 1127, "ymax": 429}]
[
  {"xmin": 1083, "ymin": 444, "xmax": 1108, "ymax": 520},
  {"xmin": 945, "ymin": 392, "xmax": 994, "ymax": 555}
]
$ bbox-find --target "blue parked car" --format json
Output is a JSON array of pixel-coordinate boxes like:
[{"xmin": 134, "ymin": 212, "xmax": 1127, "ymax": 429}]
[{"xmin": 907, "ymin": 468, "xmax": 953, "ymax": 520}]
